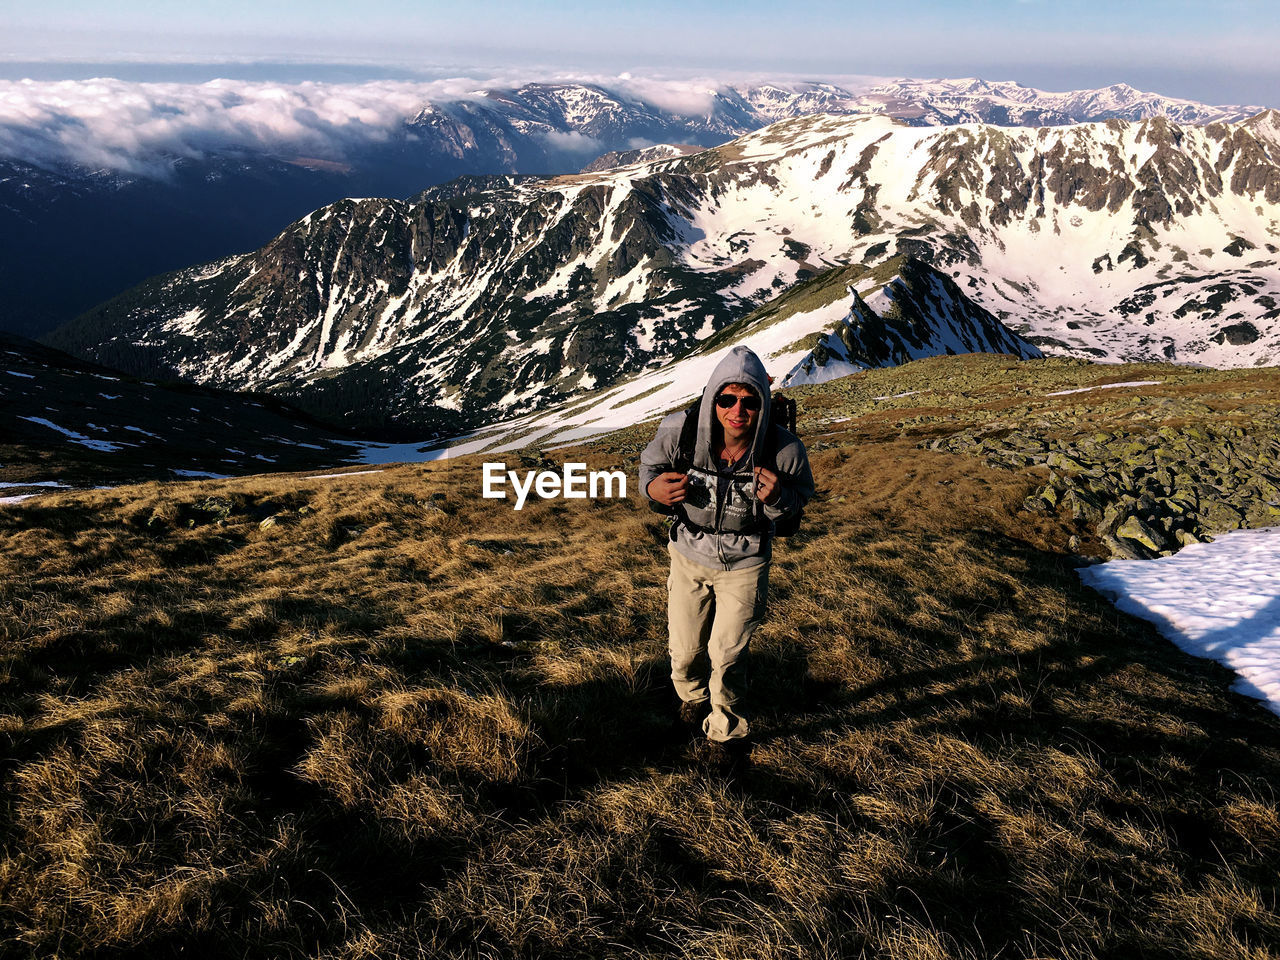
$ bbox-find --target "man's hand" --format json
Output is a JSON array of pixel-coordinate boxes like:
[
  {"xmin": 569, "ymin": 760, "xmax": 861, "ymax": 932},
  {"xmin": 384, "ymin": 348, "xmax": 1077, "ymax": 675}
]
[
  {"xmin": 753, "ymin": 466, "xmax": 782, "ymax": 505},
  {"xmin": 648, "ymin": 472, "xmax": 690, "ymax": 506}
]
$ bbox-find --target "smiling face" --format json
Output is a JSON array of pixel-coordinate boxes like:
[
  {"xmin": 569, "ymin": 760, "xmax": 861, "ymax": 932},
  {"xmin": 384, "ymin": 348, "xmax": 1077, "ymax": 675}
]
[{"xmin": 714, "ymin": 382, "xmax": 761, "ymax": 449}]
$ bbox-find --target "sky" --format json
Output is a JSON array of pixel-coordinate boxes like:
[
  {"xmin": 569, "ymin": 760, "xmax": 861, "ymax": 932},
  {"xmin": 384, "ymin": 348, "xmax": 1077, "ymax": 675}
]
[{"xmin": 2, "ymin": 0, "xmax": 1279, "ymax": 106}]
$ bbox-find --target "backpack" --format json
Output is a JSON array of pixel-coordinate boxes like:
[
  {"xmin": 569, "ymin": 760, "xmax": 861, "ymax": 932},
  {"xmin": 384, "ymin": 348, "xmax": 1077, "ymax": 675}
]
[{"xmin": 650, "ymin": 393, "xmax": 803, "ymax": 537}]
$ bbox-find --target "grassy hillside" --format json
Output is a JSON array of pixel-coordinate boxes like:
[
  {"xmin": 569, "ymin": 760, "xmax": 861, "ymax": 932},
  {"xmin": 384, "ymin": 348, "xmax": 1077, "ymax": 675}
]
[
  {"xmin": 0, "ymin": 333, "xmax": 364, "ymax": 491},
  {"xmin": 2, "ymin": 355, "xmax": 1279, "ymax": 959}
]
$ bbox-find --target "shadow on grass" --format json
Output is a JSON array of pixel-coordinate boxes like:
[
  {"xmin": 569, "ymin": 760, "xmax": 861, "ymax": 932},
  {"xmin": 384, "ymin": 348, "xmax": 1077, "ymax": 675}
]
[{"xmin": 6, "ymin": 518, "xmax": 1280, "ymax": 959}]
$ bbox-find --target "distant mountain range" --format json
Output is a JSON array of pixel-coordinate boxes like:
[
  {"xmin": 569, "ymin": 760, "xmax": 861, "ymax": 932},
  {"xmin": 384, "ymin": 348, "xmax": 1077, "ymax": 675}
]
[
  {"xmin": 4, "ymin": 76, "xmax": 1267, "ymax": 338},
  {"xmin": 846, "ymin": 78, "xmax": 1262, "ymax": 127},
  {"xmin": 48, "ymin": 109, "xmax": 1280, "ymax": 436}
]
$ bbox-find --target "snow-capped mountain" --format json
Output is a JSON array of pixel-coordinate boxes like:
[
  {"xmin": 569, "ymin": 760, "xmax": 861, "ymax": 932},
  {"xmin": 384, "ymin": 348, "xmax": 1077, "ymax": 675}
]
[
  {"xmin": 315, "ymin": 255, "xmax": 1043, "ymax": 458},
  {"xmin": 51, "ymin": 109, "xmax": 1280, "ymax": 434},
  {"xmin": 0, "ymin": 152, "xmax": 368, "ymax": 340},
  {"xmin": 741, "ymin": 77, "xmax": 1265, "ymax": 127},
  {"xmin": 861, "ymin": 78, "xmax": 1264, "ymax": 127},
  {"xmin": 8, "ymin": 76, "xmax": 1267, "ymax": 339},
  {"xmin": 406, "ymin": 83, "xmax": 757, "ymax": 157}
]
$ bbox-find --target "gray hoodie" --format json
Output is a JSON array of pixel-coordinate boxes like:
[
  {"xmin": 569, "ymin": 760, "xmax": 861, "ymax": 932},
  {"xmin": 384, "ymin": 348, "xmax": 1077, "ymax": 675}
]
[{"xmin": 640, "ymin": 345, "xmax": 815, "ymax": 570}]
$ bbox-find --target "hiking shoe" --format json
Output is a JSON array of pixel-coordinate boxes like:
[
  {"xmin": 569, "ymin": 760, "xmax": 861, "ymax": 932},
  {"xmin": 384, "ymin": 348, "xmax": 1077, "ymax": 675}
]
[{"xmin": 678, "ymin": 699, "xmax": 709, "ymax": 727}]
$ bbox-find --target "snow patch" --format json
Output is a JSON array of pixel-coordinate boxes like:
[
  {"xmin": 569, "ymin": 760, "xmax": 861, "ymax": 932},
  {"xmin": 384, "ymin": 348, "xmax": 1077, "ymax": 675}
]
[
  {"xmin": 1046, "ymin": 380, "xmax": 1164, "ymax": 396},
  {"xmin": 123, "ymin": 425, "xmax": 164, "ymax": 440},
  {"xmin": 17, "ymin": 416, "xmax": 123, "ymax": 452},
  {"xmin": 1079, "ymin": 527, "xmax": 1280, "ymax": 717},
  {"xmin": 305, "ymin": 470, "xmax": 386, "ymax": 479},
  {"xmin": 172, "ymin": 470, "xmax": 232, "ymax": 479},
  {"xmin": 164, "ymin": 307, "xmax": 205, "ymax": 336}
]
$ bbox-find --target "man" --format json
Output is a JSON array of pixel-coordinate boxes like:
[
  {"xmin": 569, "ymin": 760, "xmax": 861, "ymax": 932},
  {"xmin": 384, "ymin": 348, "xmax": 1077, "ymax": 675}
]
[{"xmin": 640, "ymin": 345, "xmax": 814, "ymax": 759}]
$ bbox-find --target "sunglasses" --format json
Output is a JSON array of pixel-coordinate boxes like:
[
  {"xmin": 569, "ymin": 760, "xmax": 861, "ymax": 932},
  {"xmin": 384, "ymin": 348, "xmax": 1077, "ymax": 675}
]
[{"xmin": 715, "ymin": 393, "xmax": 761, "ymax": 411}]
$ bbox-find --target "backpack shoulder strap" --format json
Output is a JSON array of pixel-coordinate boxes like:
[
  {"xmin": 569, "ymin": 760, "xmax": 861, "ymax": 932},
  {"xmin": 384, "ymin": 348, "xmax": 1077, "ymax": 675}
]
[
  {"xmin": 673, "ymin": 398, "xmax": 700, "ymax": 473},
  {"xmin": 773, "ymin": 394, "xmax": 797, "ymax": 436},
  {"xmin": 761, "ymin": 394, "xmax": 797, "ymax": 472},
  {"xmin": 760, "ymin": 419, "xmax": 781, "ymax": 472}
]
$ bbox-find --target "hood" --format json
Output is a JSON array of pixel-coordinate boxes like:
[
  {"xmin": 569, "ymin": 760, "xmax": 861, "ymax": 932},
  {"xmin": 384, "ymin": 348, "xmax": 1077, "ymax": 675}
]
[{"xmin": 693, "ymin": 344, "xmax": 772, "ymax": 473}]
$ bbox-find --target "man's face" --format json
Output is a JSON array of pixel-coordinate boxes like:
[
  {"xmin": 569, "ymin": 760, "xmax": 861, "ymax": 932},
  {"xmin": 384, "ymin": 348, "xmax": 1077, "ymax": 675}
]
[{"xmin": 715, "ymin": 383, "xmax": 760, "ymax": 447}]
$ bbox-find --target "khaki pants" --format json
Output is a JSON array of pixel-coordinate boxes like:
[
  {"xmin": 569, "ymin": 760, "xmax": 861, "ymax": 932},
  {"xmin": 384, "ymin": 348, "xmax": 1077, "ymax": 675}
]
[{"xmin": 666, "ymin": 541, "xmax": 769, "ymax": 742}]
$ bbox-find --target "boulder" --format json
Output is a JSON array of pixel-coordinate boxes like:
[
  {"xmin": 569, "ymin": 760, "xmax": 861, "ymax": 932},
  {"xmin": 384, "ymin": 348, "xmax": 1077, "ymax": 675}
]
[{"xmin": 1116, "ymin": 514, "xmax": 1172, "ymax": 555}]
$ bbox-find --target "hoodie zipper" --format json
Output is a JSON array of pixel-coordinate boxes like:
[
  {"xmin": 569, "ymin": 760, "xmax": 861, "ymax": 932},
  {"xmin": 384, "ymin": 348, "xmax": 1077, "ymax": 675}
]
[{"xmin": 713, "ymin": 458, "xmax": 753, "ymax": 570}]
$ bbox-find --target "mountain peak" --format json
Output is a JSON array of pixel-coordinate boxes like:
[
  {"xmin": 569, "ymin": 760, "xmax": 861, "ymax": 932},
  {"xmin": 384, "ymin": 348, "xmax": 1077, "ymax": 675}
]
[
  {"xmin": 779, "ymin": 257, "xmax": 1042, "ymax": 387},
  {"xmin": 1243, "ymin": 108, "xmax": 1280, "ymax": 136}
]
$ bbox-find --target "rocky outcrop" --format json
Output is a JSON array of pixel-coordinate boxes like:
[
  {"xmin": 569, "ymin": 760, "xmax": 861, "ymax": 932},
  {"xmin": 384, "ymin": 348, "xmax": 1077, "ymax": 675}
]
[
  {"xmin": 926, "ymin": 420, "xmax": 1280, "ymax": 558},
  {"xmin": 579, "ymin": 145, "xmax": 701, "ymax": 174},
  {"xmin": 781, "ymin": 258, "xmax": 1042, "ymax": 386}
]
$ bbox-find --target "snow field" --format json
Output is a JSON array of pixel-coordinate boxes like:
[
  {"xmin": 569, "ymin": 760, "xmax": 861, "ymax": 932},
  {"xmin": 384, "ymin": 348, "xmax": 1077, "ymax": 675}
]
[{"xmin": 413, "ymin": 292, "xmax": 864, "ymax": 458}]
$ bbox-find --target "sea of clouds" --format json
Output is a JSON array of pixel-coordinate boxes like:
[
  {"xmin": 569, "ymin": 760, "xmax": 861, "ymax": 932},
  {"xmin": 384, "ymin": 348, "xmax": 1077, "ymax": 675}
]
[
  {"xmin": 0, "ymin": 73, "xmax": 823, "ymax": 178},
  {"xmin": 0, "ymin": 78, "xmax": 481, "ymax": 175}
]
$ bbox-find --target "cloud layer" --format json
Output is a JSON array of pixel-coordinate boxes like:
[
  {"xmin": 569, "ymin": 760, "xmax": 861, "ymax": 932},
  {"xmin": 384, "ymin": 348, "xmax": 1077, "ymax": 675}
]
[
  {"xmin": 0, "ymin": 78, "xmax": 466, "ymax": 175},
  {"xmin": 0, "ymin": 73, "xmax": 790, "ymax": 177}
]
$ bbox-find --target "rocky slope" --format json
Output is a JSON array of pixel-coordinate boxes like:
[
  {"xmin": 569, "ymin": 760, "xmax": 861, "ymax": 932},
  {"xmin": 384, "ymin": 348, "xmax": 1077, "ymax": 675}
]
[
  {"xmin": 929, "ymin": 414, "xmax": 1280, "ymax": 559},
  {"xmin": 784, "ymin": 353, "xmax": 1280, "ymax": 564},
  {"xmin": 0, "ymin": 334, "xmax": 364, "ymax": 490},
  {"xmin": 579, "ymin": 145, "xmax": 702, "ymax": 174},
  {"xmin": 780, "ymin": 257, "xmax": 1044, "ymax": 386}
]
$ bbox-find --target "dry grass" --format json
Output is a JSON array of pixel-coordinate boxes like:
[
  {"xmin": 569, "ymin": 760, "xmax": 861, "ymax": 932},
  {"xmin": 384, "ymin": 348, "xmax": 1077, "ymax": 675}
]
[{"xmin": 2, "ymin": 358, "xmax": 1280, "ymax": 959}]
